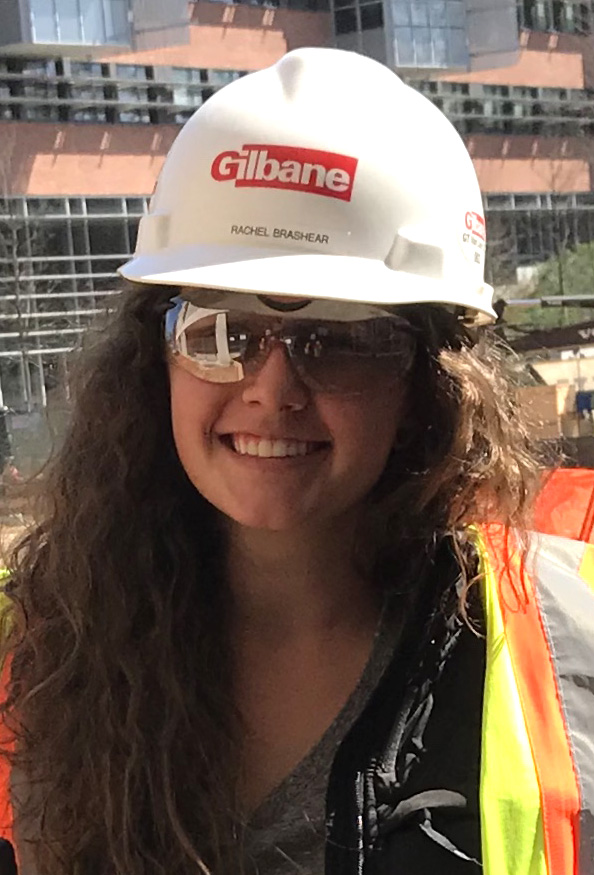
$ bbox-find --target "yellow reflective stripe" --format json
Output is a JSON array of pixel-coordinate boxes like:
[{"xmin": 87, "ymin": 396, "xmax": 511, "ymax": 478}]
[
  {"xmin": 0, "ymin": 571, "xmax": 11, "ymax": 621},
  {"xmin": 0, "ymin": 573, "xmax": 12, "ymax": 676},
  {"xmin": 478, "ymin": 539, "xmax": 547, "ymax": 875},
  {"xmin": 578, "ymin": 543, "xmax": 594, "ymax": 593}
]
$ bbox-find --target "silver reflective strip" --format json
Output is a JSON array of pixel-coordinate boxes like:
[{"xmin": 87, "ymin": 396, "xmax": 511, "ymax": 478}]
[
  {"xmin": 530, "ymin": 532, "xmax": 594, "ymax": 870},
  {"xmin": 579, "ymin": 810, "xmax": 594, "ymax": 874},
  {"xmin": 530, "ymin": 532, "xmax": 587, "ymax": 577}
]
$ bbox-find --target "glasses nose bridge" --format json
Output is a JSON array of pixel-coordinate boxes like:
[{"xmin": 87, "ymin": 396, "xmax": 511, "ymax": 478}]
[
  {"xmin": 249, "ymin": 328, "xmax": 308, "ymax": 391},
  {"xmin": 257, "ymin": 326, "xmax": 295, "ymax": 360},
  {"xmin": 242, "ymin": 327, "xmax": 310, "ymax": 409}
]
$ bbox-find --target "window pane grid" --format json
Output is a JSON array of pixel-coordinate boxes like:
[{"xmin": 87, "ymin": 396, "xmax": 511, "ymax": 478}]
[
  {"xmin": 388, "ymin": 1, "xmax": 470, "ymax": 67},
  {"xmin": 516, "ymin": 0, "xmax": 592, "ymax": 33}
]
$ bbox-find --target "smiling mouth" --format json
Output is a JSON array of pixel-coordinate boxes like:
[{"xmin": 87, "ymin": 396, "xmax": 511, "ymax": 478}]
[{"xmin": 219, "ymin": 434, "xmax": 331, "ymax": 459}]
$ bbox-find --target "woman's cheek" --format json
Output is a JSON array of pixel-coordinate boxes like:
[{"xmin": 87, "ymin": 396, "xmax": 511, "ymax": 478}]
[{"xmin": 321, "ymin": 389, "xmax": 403, "ymax": 479}]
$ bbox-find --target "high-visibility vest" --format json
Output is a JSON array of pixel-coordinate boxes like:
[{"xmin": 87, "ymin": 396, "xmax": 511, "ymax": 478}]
[
  {"xmin": 479, "ymin": 524, "xmax": 594, "ymax": 875},
  {"xmin": 0, "ymin": 524, "xmax": 592, "ymax": 873}
]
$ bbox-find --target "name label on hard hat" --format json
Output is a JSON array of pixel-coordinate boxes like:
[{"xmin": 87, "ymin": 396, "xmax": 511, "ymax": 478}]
[{"xmin": 211, "ymin": 144, "xmax": 358, "ymax": 202}]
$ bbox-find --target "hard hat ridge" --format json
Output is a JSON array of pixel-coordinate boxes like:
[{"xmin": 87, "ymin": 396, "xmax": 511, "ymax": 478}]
[{"xmin": 275, "ymin": 46, "xmax": 402, "ymax": 101}]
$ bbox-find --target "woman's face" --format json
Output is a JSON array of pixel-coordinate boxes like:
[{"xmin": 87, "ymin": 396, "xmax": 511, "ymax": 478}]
[{"xmin": 169, "ymin": 337, "xmax": 407, "ymax": 532}]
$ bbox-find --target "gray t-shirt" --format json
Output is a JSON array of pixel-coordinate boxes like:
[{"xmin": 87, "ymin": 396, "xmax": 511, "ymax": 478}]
[{"xmin": 243, "ymin": 604, "xmax": 402, "ymax": 875}]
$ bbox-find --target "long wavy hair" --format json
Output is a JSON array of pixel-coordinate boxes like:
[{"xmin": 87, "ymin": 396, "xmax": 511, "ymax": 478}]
[{"xmin": 0, "ymin": 284, "xmax": 544, "ymax": 875}]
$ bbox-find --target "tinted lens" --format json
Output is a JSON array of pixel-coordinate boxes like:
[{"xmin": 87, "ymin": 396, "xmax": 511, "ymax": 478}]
[
  {"xmin": 166, "ymin": 299, "xmax": 416, "ymax": 394},
  {"xmin": 290, "ymin": 318, "xmax": 417, "ymax": 394},
  {"xmin": 165, "ymin": 301, "xmax": 251, "ymax": 383}
]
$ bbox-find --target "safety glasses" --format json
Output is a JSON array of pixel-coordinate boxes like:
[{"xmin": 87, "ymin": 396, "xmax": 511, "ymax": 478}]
[{"xmin": 164, "ymin": 296, "xmax": 418, "ymax": 395}]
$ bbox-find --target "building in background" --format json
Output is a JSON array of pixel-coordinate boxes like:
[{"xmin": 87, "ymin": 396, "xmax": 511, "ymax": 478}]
[
  {"xmin": 435, "ymin": 1, "xmax": 594, "ymax": 296},
  {"xmin": 331, "ymin": 0, "xmax": 518, "ymax": 70},
  {"xmin": 0, "ymin": 0, "xmax": 593, "ymax": 444}
]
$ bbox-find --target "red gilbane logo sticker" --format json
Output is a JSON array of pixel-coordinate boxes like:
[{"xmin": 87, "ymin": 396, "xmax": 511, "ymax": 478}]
[
  {"xmin": 465, "ymin": 211, "xmax": 485, "ymax": 241},
  {"xmin": 462, "ymin": 210, "xmax": 486, "ymax": 265},
  {"xmin": 211, "ymin": 144, "xmax": 358, "ymax": 202}
]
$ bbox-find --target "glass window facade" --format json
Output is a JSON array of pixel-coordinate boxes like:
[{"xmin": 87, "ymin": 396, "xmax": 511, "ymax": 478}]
[
  {"xmin": 516, "ymin": 0, "xmax": 593, "ymax": 33},
  {"xmin": 334, "ymin": 0, "xmax": 468, "ymax": 64},
  {"xmin": 384, "ymin": 0, "xmax": 470, "ymax": 68},
  {"xmin": 29, "ymin": 0, "xmax": 56, "ymax": 43},
  {"xmin": 0, "ymin": 58, "xmax": 250, "ymax": 124},
  {"xmin": 2, "ymin": 51, "xmax": 593, "ymax": 136},
  {"xmin": 27, "ymin": 0, "xmax": 131, "ymax": 46},
  {"xmin": 0, "ymin": 195, "xmax": 146, "ymax": 411},
  {"xmin": 466, "ymin": 0, "xmax": 519, "ymax": 68},
  {"xmin": 58, "ymin": 0, "xmax": 83, "ymax": 42},
  {"xmin": 484, "ymin": 192, "xmax": 594, "ymax": 288},
  {"xmin": 413, "ymin": 78, "xmax": 594, "ymax": 136}
]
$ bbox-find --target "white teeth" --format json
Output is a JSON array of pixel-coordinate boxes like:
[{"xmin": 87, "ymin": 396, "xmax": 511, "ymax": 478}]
[
  {"xmin": 257, "ymin": 439, "xmax": 273, "ymax": 458},
  {"xmin": 272, "ymin": 440, "xmax": 287, "ymax": 457},
  {"xmin": 230, "ymin": 436, "xmax": 317, "ymax": 458}
]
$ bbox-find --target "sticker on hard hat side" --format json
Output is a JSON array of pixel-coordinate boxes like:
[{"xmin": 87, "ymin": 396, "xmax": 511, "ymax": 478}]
[
  {"xmin": 461, "ymin": 211, "xmax": 486, "ymax": 266},
  {"xmin": 212, "ymin": 144, "xmax": 358, "ymax": 202}
]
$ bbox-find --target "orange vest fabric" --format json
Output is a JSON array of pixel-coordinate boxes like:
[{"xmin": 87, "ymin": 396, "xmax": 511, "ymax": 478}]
[
  {"xmin": 534, "ymin": 468, "xmax": 594, "ymax": 543},
  {"xmin": 0, "ymin": 654, "xmax": 13, "ymax": 848}
]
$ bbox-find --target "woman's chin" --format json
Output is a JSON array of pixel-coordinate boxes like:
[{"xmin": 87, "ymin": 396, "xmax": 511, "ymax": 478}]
[{"xmin": 221, "ymin": 504, "xmax": 315, "ymax": 533}]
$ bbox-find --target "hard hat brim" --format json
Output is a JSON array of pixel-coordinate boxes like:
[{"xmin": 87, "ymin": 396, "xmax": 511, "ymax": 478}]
[{"xmin": 119, "ymin": 244, "xmax": 496, "ymax": 325}]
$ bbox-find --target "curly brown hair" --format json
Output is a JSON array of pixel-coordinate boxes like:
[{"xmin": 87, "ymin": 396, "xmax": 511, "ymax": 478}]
[{"xmin": 0, "ymin": 285, "xmax": 544, "ymax": 875}]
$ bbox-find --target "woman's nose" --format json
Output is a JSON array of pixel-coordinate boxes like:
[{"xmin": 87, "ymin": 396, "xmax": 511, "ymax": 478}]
[{"xmin": 240, "ymin": 342, "xmax": 310, "ymax": 411}]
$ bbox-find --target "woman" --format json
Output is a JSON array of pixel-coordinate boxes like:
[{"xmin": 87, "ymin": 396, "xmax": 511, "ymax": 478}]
[{"xmin": 0, "ymin": 48, "xmax": 593, "ymax": 875}]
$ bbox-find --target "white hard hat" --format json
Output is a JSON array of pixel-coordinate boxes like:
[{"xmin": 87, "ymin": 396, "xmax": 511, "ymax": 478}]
[{"xmin": 120, "ymin": 47, "xmax": 495, "ymax": 325}]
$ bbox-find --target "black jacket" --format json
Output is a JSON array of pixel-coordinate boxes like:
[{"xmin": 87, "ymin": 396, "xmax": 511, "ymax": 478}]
[
  {"xmin": 326, "ymin": 542, "xmax": 485, "ymax": 874},
  {"xmin": 0, "ymin": 838, "xmax": 17, "ymax": 875},
  {"xmin": 3, "ymin": 545, "xmax": 483, "ymax": 875}
]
